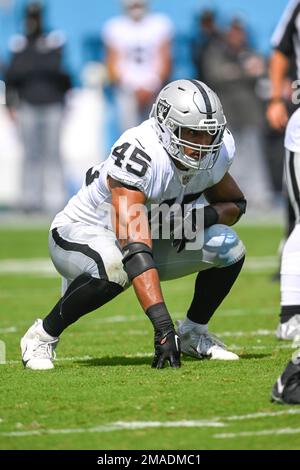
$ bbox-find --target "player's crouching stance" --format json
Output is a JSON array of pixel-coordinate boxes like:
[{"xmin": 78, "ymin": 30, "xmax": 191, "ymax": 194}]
[{"xmin": 21, "ymin": 79, "xmax": 246, "ymax": 370}]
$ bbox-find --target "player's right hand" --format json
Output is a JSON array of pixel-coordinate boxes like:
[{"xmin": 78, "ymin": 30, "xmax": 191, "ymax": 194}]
[
  {"xmin": 152, "ymin": 329, "xmax": 181, "ymax": 369},
  {"xmin": 266, "ymin": 101, "xmax": 288, "ymax": 131}
]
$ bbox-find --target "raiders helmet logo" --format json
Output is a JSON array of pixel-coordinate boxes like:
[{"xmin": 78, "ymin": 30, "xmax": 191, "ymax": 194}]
[{"xmin": 157, "ymin": 99, "xmax": 171, "ymax": 124}]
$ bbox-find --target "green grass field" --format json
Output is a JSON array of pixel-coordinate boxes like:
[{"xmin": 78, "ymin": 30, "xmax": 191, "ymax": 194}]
[{"xmin": 1, "ymin": 223, "xmax": 300, "ymax": 450}]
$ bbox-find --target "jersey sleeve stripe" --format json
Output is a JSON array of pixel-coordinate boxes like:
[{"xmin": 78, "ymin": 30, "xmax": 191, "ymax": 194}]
[{"xmin": 271, "ymin": 0, "xmax": 300, "ymax": 49}]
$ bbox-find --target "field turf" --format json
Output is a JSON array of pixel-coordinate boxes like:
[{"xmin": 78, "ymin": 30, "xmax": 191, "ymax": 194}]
[{"xmin": 1, "ymin": 223, "xmax": 300, "ymax": 450}]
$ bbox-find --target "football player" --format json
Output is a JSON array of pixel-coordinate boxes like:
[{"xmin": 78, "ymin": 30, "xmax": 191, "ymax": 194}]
[
  {"xmin": 21, "ymin": 79, "xmax": 246, "ymax": 370},
  {"xmin": 271, "ymin": 349, "xmax": 300, "ymax": 404},
  {"xmin": 267, "ymin": 0, "xmax": 300, "ymax": 340}
]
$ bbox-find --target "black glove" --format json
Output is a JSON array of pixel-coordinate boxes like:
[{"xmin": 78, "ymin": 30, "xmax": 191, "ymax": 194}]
[
  {"xmin": 170, "ymin": 208, "xmax": 196, "ymax": 254},
  {"xmin": 171, "ymin": 235, "xmax": 186, "ymax": 254},
  {"xmin": 152, "ymin": 329, "xmax": 181, "ymax": 369},
  {"xmin": 171, "ymin": 206, "xmax": 219, "ymax": 253}
]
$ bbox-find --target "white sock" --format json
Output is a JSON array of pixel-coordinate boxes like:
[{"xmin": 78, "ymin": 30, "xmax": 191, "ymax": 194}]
[
  {"xmin": 36, "ymin": 320, "xmax": 57, "ymax": 341},
  {"xmin": 180, "ymin": 317, "xmax": 208, "ymax": 334}
]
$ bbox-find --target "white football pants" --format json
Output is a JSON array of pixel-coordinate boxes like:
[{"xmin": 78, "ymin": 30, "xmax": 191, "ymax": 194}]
[
  {"xmin": 282, "ymin": 108, "xmax": 300, "ymax": 306},
  {"xmin": 48, "ymin": 223, "xmax": 246, "ymax": 295}
]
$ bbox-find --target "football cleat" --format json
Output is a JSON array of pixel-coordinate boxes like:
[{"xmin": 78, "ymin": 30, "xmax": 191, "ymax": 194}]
[
  {"xmin": 21, "ymin": 319, "xmax": 59, "ymax": 370},
  {"xmin": 176, "ymin": 320, "xmax": 239, "ymax": 360},
  {"xmin": 271, "ymin": 350, "xmax": 300, "ymax": 404},
  {"xmin": 276, "ymin": 315, "xmax": 300, "ymax": 340}
]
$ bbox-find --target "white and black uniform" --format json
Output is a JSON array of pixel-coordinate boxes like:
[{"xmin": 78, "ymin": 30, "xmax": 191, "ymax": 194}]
[
  {"xmin": 49, "ymin": 118, "xmax": 245, "ymax": 293},
  {"xmin": 102, "ymin": 13, "xmax": 173, "ymax": 131},
  {"xmin": 271, "ymin": 0, "xmax": 300, "ymax": 76},
  {"xmin": 281, "ymin": 109, "xmax": 300, "ymax": 307},
  {"xmin": 102, "ymin": 14, "xmax": 173, "ymax": 95},
  {"xmin": 272, "ymin": 1, "xmax": 300, "ymax": 308}
]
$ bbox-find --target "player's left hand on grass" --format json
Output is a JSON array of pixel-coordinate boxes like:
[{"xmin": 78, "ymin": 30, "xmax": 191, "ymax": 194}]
[{"xmin": 152, "ymin": 329, "xmax": 181, "ymax": 369}]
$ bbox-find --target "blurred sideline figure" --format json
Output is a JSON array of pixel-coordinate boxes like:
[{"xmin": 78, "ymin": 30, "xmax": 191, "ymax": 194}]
[
  {"xmin": 197, "ymin": 18, "xmax": 272, "ymax": 212},
  {"xmin": 0, "ymin": 52, "xmax": 22, "ymax": 208},
  {"xmin": 102, "ymin": 0, "xmax": 174, "ymax": 133},
  {"xmin": 0, "ymin": 102, "xmax": 23, "ymax": 207},
  {"xmin": 191, "ymin": 9, "xmax": 223, "ymax": 85},
  {"xmin": 267, "ymin": 0, "xmax": 300, "ymax": 342},
  {"xmin": 5, "ymin": 2, "xmax": 72, "ymax": 214},
  {"xmin": 61, "ymin": 62, "xmax": 107, "ymax": 195}
]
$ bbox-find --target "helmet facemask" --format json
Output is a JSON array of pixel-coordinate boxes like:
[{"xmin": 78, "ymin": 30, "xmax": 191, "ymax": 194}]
[{"xmin": 165, "ymin": 118, "xmax": 226, "ymax": 170}]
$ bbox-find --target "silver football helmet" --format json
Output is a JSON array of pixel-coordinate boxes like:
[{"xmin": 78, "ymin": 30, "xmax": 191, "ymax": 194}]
[{"xmin": 151, "ymin": 79, "xmax": 227, "ymax": 170}]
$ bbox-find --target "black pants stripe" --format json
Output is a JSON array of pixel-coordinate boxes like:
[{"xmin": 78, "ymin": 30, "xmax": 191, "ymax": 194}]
[
  {"xmin": 285, "ymin": 150, "xmax": 300, "ymax": 223},
  {"xmin": 52, "ymin": 228, "xmax": 108, "ymax": 281}
]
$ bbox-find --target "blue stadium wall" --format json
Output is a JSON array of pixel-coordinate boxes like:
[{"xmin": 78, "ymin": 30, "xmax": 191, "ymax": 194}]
[{"xmin": 0, "ymin": 0, "xmax": 290, "ymax": 83}]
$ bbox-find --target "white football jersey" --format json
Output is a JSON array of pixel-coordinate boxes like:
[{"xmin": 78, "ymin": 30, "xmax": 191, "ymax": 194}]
[
  {"xmin": 102, "ymin": 13, "xmax": 174, "ymax": 92},
  {"xmin": 51, "ymin": 118, "xmax": 235, "ymax": 231},
  {"xmin": 285, "ymin": 107, "xmax": 300, "ymax": 152}
]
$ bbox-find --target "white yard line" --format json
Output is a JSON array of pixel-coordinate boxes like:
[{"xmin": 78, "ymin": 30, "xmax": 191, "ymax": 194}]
[
  {"xmin": 0, "ymin": 256, "xmax": 278, "ymax": 276},
  {"xmin": 0, "ymin": 327, "xmax": 17, "ymax": 334},
  {"xmin": 228, "ymin": 343, "xmax": 294, "ymax": 351},
  {"xmin": 223, "ymin": 409, "xmax": 300, "ymax": 421},
  {"xmin": 0, "ymin": 259, "xmax": 57, "ymax": 276},
  {"xmin": 2, "ymin": 410, "xmax": 300, "ymax": 438},
  {"xmin": 0, "ymin": 315, "xmax": 277, "ymax": 332},
  {"xmin": 214, "ymin": 427, "xmax": 300, "ymax": 439},
  {"xmin": 100, "ymin": 315, "xmax": 144, "ymax": 324},
  {"xmin": 245, "ymin": 256, "xmax": 277, "ymax": 271},
  {"xmin": 220, "ymin": 329, "xmax": 274, "ymax": 338},
  {"xmin": 0, "ymin": 420, "xmax": 225, "ymax": 437},
  {"xmin": 98, "ymin": 311, "xmax": 276, "ymax": 323}
]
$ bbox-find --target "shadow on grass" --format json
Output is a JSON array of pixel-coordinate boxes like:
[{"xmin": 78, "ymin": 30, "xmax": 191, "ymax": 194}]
[
  {"xmin": 75, "ymin": 352, "xmax": 270, "ymax": 368},
  {"xmin": 239, "ymin": 353, "xmax": 271, "ymax": 360},
  {"xmin": 75, "ymin": 356, "xmax": 152, "ymax": 367},
  {"xmin": 182, "ymin": 353, "xmax": 271, "ymax": 361}
]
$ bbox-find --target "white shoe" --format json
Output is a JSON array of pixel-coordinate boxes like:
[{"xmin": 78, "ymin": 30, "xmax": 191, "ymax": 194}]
[
  {"xmin": 176, "ymin": 320, "xmax": 239, "ymax": 361},
  {"xmin": 276, "ymin": 315, "xmax": 300, "ymax": 340},
  {"xmin": 21, "ymin": 319, "xmax": 59, "ymax": 370}
]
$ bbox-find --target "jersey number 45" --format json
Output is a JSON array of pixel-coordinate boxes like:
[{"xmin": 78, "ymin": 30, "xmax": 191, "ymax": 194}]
[{"xmin": 113, "ymin": 142, "xmax": 151, "ymax": 177}]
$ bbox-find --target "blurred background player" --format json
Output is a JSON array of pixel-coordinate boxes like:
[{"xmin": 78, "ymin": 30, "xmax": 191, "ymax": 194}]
[
  {"xmin": 102, "ymin": 0, "xmax": 174, "ymax": 133},
  {"xmin": 194, "ymin": 17, "xmax": 271, "ymax": 212},
  {"xmin": 191, "ymin": 9, "xmax": 223, "ymax": 86},
  {"xmin": 5, "ymin": 2, "xmax": 72, "ymax": 214},
  {"xmin": 266, "ymin": 0, "xmax": 300, "ymax": 341}
]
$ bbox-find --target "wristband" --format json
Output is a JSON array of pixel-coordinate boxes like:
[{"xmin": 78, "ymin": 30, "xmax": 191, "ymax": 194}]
[{"xmin": 146, "ymin": 302, "xmax": 174, "ymax": 336}]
